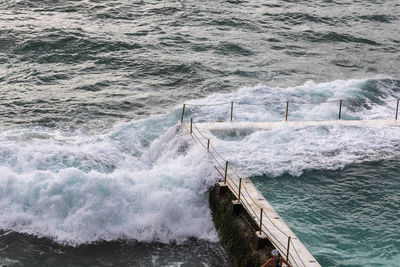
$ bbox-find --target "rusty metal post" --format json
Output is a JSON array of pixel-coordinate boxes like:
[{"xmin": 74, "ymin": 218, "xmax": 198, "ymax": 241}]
[
  {"xmin": 238, "ymin": 178, "xmax": 242, "ymax": 202},
  {"xmin": 286, "ymin": 236, "xmax": 291, "ymax": 262},
  {"xmin": 190, "ymin": 118, "xmax": 193, "ymax": 134},
  {"xmin": 230, "ymin": 101, "xmax": 234, "ymax": 121},
  {"xmin": 224, "ymin": 161, "xmax": 228, "ymax": 184},
  {"xmin": 180, "ymin": 104, "xmax": 186, "ymax": 123},
  {"xmin": 207, "ymin": 139, "xmax": 210, "ymax": 152},
  {"xmin": 285, "ymin": 101, "xmax": 289, "ymax": 121},
  {"xmin": 259, "ymin": 208, "xmax": 263, "ymax": 235},
  {"xmin": 396, "ymin": 99, "xmax": 399, "ymax": 120},
  {"xmin": 339, "ymin": 100, "xmax": 343, "ymax": 120}
]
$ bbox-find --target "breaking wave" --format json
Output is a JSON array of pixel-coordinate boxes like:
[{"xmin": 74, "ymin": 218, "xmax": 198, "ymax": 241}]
[{"xmin": 0, "ymin": 78, "xmax": 399, "ymax": 245}]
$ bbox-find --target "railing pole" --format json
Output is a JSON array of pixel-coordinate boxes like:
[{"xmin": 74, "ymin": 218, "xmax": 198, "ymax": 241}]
[
  {"xmin": 190, "ymin": 118, "xmax": 193, "ymax": 134},
  {"xmin": 207, "ymin": 139, "xmax": 210, "ymax": 152},
  {"xmin": 396, "ymin": 99, "xmax": 399, "ymax": 120},
  {"xmin": 285, "ymin": 101, "xmax": 289, "ymax": 121},
  {"xmin": 180, "ymin": 104, "xmax": 186, "ymax": 123},
  {"xmin": 238, "ymin": 178, "xmax": 242, "ymax": 202},
  {"xmin": 339, "ymin": 99, "xmax": 343, "ymax": 120},
  {"xmin": 224, "ymin": 161, "xmax": 228, "ymax": 184},
  {"xmin": 259, "ymin": 208, "xmax": 263, "ymax": 235},
  {"xmin": 230, "ymin": 101, "xmax": 234, "ymax": 121},
  {"xmin": 286, "ymin": 236, "xmax": 291, "ymax": 262}
]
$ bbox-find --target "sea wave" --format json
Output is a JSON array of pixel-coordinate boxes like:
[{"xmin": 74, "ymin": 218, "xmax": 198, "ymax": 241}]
[
  {"xmin": 0, "ymin": 125, "xmax": 219, "ymax": 245},
  {"xmin": 0, "ymin": 78, "xmax": 399, "ymax": 244}
]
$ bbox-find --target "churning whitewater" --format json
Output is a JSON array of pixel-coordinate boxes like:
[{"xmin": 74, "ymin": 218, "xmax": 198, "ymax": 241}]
[
  {"xmin": 1, "ymin": 0, "xmax": 399, "ymax": 264},
  {"xmin": 0, "ymin": 78, "xmax": 399, "ymax": 249},
  {"xmin": 186, "ymin": 78, "xmax": 400, "ymax": 175},
  {"xmin": 0, "ymin": 121, "xmax": 220, "ymax": 245}
]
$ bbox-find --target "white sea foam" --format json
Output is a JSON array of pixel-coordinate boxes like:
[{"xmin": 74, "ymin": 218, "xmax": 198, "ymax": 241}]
[
  {"xmin": 207, "ymin": 123, "xmax": 400, "ymax": 177},
  {"xmin": 0, "ymin": 78, "xmax": 398, "ymax": 244},
  {"xmin": 184, "ymin": 78, "xmax": 400, "ymax": 176},
  {"xmin": 0, "ymin": 124, "xmax": 219, "ymax": 245},
  {"xmin": 185, "ymin": 78, "xmax": 398, "ymax": 122}
]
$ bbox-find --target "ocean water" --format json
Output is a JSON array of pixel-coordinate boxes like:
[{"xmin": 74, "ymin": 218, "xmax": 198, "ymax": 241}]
[{"xmin": 0, "ymin": 0, "xmax": 399, "ymax": 266}]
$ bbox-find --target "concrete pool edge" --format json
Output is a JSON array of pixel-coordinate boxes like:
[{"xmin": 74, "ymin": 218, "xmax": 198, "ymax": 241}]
[{"xmin": 209, "ymin": 181, "xmax": 321, "ymax": 267}]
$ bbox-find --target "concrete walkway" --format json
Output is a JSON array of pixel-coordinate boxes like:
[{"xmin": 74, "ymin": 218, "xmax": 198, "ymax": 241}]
[
  {"xmin": 219, "ymin": 176, "xmax": 320, "ymax": 267},
  {"xmin": 193, "ymin": 119, "xmax": 400, "ymax": 266},
  {"xmin": 186, "ymin": 119, "xmax": 399, "ymax": 266}
]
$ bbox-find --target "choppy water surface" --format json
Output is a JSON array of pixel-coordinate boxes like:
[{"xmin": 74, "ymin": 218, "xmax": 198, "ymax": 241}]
[
  {"xmin": 0, "ymin": 0, "xmax": 399, "ymax": 266},
  {"xmin": 0, "ymin": 233, "xmax": 228, "ymax": 267},
  {"xmin": 1, "ymin": 0, "xmax": 399, "ymax": 130}
]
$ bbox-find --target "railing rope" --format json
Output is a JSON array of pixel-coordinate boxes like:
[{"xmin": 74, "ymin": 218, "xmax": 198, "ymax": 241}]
[
  {"xmin": 184, "ymin": 98, "xmax": 399, "ymax": 107},
  {"xmin": 183, "ymin": 98, "xmax": 399, "ymax": 123},
  {"xmin": 181, "ymin": 97, "xmax": 400, "ymax": 266},
  {"xmin": 182, "ymin": 118, "xmax": 322, "ymax": 266}
]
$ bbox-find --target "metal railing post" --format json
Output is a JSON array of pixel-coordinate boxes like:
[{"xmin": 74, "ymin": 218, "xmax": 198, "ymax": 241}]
[
  {"xmin": 259, "ymin": 208, "xmax": 263, "ymax": 235},
  {"xmin": 339, "ymin": 99, "xmax": 343, "ymax": 120},
  {"xmin": 207, "ymin": 139, "xmax": 210, "ymax": 152},
  {"xmin": 190, "ymin": 118, "xmax": 193, "ymax": 134},
  {"xmin": 285, "ymin": 101, "xmax": 289, "ymax": 121},
  {"xmin": 230, "ymin": 101, "xmax": 234, "ymax": 121},
  {"xmin": 286, "ymin": 236, "xmax": 291, "ymax": 262},
  {"xmin": 224, "ymin": 161, "xmax": 228, "ymax": 184},
  {"xmin": 396, "ymin": 99, "xmax": 399, "ymax": 120},
  {"xmin": 238, "ymin": 178, "xmax": 242, "ymax": 202},
  {"xmin": 181, "ymin": 104, "xmax": 186, "ymax": 123}
]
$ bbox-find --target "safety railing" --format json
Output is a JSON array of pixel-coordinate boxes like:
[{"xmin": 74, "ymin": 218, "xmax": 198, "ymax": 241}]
[
  {"xmin": 179, "ymin": 98, "xmax": 400, "ymax": 266},
  {"xmin": 182, "ymin": 118, "xmax": 308, "ymax": 266},
  {"xmin": 180, "ymin": 98, "xmax": 400, "ymax": 123}
]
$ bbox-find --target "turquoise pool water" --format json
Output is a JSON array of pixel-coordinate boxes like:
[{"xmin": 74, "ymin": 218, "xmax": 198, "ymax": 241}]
[{"xmin": 252, "ymin": 160, "xmax": 400, "ymax": 266}]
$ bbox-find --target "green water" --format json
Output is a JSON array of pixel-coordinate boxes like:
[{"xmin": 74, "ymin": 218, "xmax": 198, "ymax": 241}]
[
  {"xmin": 0, "ymin": 0, "xmax": 399, "ymax": 265},
  {"xmin": 252, "ymin": 159, "xmax": 400, "ymax": 266}
]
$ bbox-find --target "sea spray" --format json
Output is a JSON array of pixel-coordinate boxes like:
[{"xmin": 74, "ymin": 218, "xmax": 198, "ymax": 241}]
[
  {"xmin": 182, "ymin": 78, "xmax": 400, "ymax": 176},
  {"xmin": 185, "ymin": 78, "xmax": 400, "ymax": 122},
  {"xmin": 0, "ymin": 78, "xmax": 399, "ymax": 248},
  {"xmin": 0, "ymin": 125, "xmax": 220, "ymax": 245}
]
